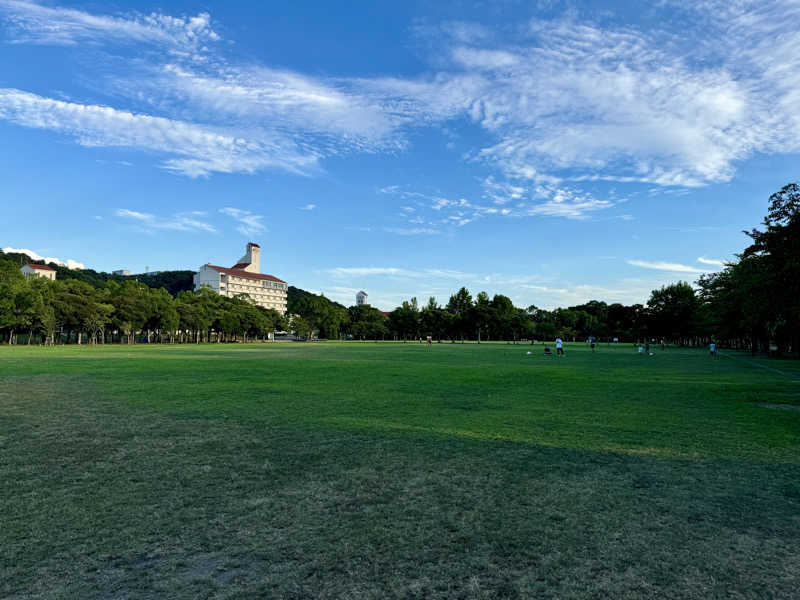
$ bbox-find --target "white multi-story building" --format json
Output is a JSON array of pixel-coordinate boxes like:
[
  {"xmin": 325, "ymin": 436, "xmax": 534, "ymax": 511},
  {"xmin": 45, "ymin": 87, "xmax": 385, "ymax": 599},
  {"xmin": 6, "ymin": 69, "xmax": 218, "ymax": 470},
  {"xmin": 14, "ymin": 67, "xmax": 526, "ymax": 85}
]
[
  {"xmin": 194, "ymin": 243, "xmax": 288, "ymax": 314},
  {"xmin": 21, "ymin": 263, "xmax": 56, "ymax": 280},
  {"xmin": 113, "ymin": 269, "xmax": 131, "ymax": 276},
  {"xmin": 356, "ymin": 290, "xmax": 368, "ymax": 306}
]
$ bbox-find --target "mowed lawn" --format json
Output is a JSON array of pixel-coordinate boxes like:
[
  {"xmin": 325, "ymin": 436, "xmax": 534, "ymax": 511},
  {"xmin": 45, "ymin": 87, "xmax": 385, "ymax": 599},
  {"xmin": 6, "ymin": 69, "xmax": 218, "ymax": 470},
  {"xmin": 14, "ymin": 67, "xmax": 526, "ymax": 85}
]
[{"xmin": 1, "ymin": 342, "xmax": 799, "ymax": 599}]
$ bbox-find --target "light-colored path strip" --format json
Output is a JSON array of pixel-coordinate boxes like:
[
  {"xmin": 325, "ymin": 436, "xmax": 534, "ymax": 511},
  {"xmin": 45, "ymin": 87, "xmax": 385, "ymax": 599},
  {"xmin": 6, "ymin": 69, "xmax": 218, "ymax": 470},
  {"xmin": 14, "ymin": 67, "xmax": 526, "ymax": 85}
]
[{"xmin": 720, "ymin": 352, "xmax": 800, "ymax": 382}]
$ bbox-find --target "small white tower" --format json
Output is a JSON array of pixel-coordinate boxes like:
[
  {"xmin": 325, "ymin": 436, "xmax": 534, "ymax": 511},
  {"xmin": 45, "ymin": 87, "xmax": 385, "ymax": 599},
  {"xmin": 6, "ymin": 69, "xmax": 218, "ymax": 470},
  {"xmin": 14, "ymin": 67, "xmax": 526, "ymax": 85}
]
[
  {"xmin": 356, "ymin": 290, "xmax": 368, "ymax": 306},
  {"xmin": 237, "ymin": 242, "xmax": 261, "ymax": 273}
]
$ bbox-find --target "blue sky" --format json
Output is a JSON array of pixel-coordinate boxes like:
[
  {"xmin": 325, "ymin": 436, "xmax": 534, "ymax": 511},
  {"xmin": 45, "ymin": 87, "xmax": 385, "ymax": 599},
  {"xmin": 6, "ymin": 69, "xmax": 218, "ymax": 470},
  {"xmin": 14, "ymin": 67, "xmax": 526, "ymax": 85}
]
[{"xmin": 0, "ymin": 1, "xmax": 798, "ymax": 310}]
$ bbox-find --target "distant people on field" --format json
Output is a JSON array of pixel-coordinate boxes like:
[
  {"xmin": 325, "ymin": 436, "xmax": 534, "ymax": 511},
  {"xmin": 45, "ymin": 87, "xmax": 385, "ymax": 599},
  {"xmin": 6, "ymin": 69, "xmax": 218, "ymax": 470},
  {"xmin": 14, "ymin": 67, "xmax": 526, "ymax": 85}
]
[
  {"xmin": 589, "ymin": 336, "xmax": 596, "ymax": 352},
  {"xmin": 555, "ymin": 337, "xmax": 564, "ymax": 356},
  {"xmin": 638, "ymin": 345, "xmax": 644, "ymax": 354},
  {"xmin": 660, "ymin": 339, "xmax": 666, "ymax": 351},
  {"xmin": 710, "ymin": 342, "xmax": 717, "ymax": 359},
  {"xmin": 645, "ymin": 341, "xmax": 650, "ymax": 354}
]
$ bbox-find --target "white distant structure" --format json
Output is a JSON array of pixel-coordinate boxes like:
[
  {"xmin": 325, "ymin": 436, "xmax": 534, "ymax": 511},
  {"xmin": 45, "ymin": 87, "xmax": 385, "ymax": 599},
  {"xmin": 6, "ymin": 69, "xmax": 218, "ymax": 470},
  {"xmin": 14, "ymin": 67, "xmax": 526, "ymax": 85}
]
[
  {"xmin": 113, "ymin": 269, "xmax": 131, "ymax": 276},
  {"xmin": 356, "ymin": 290, "xmax": 369, "ymax": 306},
  {"xmin": 194, "ymin": 242, "xmax": 288, "ymax": 314},
  {"xmin": 21, "ymin": 263, "xmax": 56, "ymax": 281}
]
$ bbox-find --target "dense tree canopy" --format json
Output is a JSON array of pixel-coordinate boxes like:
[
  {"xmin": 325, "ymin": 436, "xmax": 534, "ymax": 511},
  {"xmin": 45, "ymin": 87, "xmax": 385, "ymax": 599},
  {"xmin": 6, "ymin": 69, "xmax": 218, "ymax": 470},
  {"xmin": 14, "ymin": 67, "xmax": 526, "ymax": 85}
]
[{"xmin": 697, "ymin": 183, "xmax": 800, "ymax": 355}]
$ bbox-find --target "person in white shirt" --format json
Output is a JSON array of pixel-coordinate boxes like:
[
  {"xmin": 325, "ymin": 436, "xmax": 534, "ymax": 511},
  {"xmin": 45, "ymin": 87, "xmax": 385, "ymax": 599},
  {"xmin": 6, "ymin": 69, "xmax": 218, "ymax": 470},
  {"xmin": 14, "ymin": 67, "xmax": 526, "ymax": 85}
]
[
  {"xmin": 555, "ymin": 337, "xmax": 564, "ymax": 356},
  {"xmin": 709, "ymin": 342, "xmax": 717, "ymax": 359}
]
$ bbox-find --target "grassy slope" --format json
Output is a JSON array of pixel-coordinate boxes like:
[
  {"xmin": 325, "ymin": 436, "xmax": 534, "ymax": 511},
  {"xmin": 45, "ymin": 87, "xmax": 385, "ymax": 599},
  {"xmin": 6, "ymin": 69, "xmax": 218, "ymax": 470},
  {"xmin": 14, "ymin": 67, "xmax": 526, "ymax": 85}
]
[{"xmin": 1, "ymin": 343, "xmax": 798, "ymax": 599}]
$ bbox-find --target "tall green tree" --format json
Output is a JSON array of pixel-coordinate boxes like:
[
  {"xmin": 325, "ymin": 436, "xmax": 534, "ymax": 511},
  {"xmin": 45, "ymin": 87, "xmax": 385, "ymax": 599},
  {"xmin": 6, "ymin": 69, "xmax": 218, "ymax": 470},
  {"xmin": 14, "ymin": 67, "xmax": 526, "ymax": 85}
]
[
  {"xmin": 741, "ymin": 183, "xmax": 800, "ymax": 353},
  {"xmin": 647, "ymin": 282, "xmax": 699, "ymax": 345},
  {"xmin": 107, "ymin": 280, "xmax": 151, "ymax": 344},
  {"xmin": 389, "ymin": 298, "xmax": 420, "ymax": 341},
  {"xmin": 0, "ymin": 262, "xmax": 37, "ymax": 344},
  {"xmin": 420, "ymin": 297, "xmax": 449, "ymax": 342},
  {"xmin": 446, "ymin": 287, "xmax": 473, "ymax": 342}
]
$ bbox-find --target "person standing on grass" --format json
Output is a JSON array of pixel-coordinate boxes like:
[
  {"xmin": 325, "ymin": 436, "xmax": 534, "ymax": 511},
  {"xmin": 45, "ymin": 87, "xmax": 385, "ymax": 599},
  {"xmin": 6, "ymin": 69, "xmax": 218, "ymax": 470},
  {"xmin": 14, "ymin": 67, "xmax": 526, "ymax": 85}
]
[
  {"xmin": 710, "ymin": 342, "xmax": 717, "ymax": 359},
  {"xmin": 589, "ymin": 335, "xmax": 596, "ymax": 352},
  {"xmin": 555, "ymin": 337, "xmax": 564, "ymax": 356}
]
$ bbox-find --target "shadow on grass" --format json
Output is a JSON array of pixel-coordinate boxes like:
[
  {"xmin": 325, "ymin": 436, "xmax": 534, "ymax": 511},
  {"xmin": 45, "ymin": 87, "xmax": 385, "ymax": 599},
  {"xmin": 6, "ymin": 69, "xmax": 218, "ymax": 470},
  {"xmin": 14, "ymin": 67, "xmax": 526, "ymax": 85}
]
[{"xmin": 2, "ymin": 376, "xmax": 800, "ymax": 599}]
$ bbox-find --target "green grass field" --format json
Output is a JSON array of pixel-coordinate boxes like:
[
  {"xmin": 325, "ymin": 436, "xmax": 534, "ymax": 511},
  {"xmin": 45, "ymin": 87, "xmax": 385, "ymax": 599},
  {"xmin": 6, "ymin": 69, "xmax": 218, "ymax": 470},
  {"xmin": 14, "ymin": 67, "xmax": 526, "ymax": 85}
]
[{"xmin": 2, "ymin": 342, "xmax": 799, "ymax": 599}]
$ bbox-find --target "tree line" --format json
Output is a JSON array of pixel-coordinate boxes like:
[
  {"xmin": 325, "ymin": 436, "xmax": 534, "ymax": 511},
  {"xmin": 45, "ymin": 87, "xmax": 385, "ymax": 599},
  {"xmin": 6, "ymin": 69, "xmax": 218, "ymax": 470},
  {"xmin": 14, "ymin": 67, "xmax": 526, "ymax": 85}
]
[
  {"xmin": 0, "ymin": 265, "xmax": 288, "ymax": 345},
  {"xmin": 360, "ymin": 183, "xmax": 799, "ymax": 355},
  {"xmin": 1, "ymin": 183, "xmax": 796, "ymax": 354},
  {"xmin": 378, "ymin": 285, "xmax": 699, "ymax": 345}
]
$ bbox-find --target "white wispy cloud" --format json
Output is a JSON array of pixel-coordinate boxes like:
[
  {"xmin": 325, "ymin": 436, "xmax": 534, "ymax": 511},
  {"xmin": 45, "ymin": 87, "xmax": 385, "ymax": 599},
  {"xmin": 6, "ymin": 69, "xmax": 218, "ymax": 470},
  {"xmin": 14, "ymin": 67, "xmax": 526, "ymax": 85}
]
[
  {"xmin": 328, "ymin": 267, "xmax": 408, "ymax": 277},
  {"xmin": 0, "ymin": 1, "xmax": 219, "ymax": 53},
  {"xmin": 116, "ymin": 208, "xmax": 152, "ymax": 220},
  {"xmin": 627, "ymin": 260, "xmax": 707, "ymax": 274},
  {"xmin": 442, "ymin": 37, "xmax": 747, "ymax": 186},
  {"xmin": 219, "ymin": 207, "xmax": 266, "ymax": 236},
  {"xmin": 384, "ymin": 227, "xmax": 441, "ymax": 236},
  {"xmin": 2, "ymin": 246, "xmax": 84, "ymax": 269},
  {"xmin": 299, "ymin": 204, "xmax": 316, "ymax": 211},
  {"xmin": 402, "ymin": 5, "xmax": 800, "ymax": 188},
  {"xmin": 697, "ymin": 256, "xmax": 726, "ymax": 266},
  {"xmin": 116, "ymin": 208, "xmax": 216, "ymax": 233},
  {"xmin": 382, "ymin": 181, "xmax": 617, "ymax": 227},
  {"xmin": 327, "ymin": 267, "xmax": 472, "ymax": 279},
  {"xmin": 1, "ymin": 1, "xmax": 799, "ymax": 196},
  {"xmin": 0, "ymin": 88, "xmax": 318, "ymax": 177},
  {"xmin": 142, "ymin": 64, "xmax": 402, "ymax": 149},
  {"xmin": 519, "ymin": 187, "xmax": 614, "ymax": 219},
  {"xmin": 0, "ymin": 4, "xmax": 401, "ymax": 177}
]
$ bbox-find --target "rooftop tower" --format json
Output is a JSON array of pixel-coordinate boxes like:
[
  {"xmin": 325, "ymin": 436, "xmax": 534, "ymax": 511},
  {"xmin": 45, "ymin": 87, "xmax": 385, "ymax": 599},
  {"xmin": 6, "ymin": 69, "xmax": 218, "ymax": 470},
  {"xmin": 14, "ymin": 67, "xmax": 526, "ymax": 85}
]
[{"xmin": 236, "ymin": 242, "xmax": 261, "ymax": 274}]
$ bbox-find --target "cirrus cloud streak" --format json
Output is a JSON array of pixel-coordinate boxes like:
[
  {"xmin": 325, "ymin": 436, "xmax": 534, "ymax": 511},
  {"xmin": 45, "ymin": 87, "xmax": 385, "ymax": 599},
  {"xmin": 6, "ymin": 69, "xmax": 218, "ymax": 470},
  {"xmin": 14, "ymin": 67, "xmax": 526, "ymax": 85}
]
[{"xmin": 0, "ymin": 88, "xmax": 318, "ymax": 177}]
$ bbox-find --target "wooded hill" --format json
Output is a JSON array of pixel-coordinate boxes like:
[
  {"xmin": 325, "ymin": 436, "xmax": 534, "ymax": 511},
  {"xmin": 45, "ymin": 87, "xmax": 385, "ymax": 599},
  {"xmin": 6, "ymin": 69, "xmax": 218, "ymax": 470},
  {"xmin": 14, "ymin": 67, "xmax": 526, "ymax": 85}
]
[{"xmin": 0, "ymin": 249, "xmax": 340, "ymax": 315}]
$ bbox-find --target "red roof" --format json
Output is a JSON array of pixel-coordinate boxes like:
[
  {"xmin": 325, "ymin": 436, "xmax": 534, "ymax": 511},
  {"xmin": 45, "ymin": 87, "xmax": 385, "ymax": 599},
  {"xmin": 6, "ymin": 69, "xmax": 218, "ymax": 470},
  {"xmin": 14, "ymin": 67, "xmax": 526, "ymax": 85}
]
[
  {"xmin": 248, "ymin": 242, "xmax": 261, "ymax": 248},
  {"xmin": 231, "ymin": 262, "xmax": 251, "ymax": 269},
  {"xmin": 25, "ymin": 263, "xmax": 55, "ymax": 271},
  {"xmin": 206, "ymin": 264, "xmax": 285, "ymax": 283}
]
